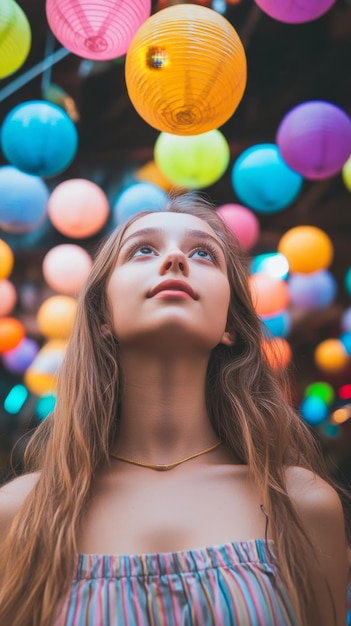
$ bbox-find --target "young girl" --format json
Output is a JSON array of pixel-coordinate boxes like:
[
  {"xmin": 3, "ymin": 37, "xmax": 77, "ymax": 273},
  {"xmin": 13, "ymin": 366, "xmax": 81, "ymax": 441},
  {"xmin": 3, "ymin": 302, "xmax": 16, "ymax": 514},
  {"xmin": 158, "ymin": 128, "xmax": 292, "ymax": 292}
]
[{"xmin": 0, "ymin": 194, "xmax": 348, "ymax": 626}]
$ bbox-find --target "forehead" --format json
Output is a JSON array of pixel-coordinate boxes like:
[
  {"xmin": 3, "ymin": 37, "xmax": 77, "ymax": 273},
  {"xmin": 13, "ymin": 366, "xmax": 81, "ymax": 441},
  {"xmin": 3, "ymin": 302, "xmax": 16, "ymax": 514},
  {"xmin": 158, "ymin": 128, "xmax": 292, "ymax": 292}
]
[{"xmin": 121, "ymin": 211, "xmax": 220, "ymax": 241}]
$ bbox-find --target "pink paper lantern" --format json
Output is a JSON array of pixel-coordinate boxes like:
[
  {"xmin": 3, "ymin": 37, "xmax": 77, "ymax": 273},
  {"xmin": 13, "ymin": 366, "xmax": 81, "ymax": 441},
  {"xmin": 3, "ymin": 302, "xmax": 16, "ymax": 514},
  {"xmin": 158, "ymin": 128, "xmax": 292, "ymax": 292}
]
[
  {"xmin": 276, "ymin": 101, "xmax": 351, "ymax": 180},
  {"xmin": 43, "ymin": 244, "xmax": 93, "ymax": 295},
  {"xmin": 45, "ymin": 0, "xmax": 151, "ymax": 60},
  {"xmin": 216, "ymin": 204, "xmax": 260, "ymax": 250},
  {"xmin": 0, "ymin": 279, "xmax": 17, "ymax": 316},
  {"xmin": 48, "ymin": 179, "xmax": 109, "ymax": 239},
  {"xmin": 254, "ymin": 0, "xmax": 336, "ymax": 24}
]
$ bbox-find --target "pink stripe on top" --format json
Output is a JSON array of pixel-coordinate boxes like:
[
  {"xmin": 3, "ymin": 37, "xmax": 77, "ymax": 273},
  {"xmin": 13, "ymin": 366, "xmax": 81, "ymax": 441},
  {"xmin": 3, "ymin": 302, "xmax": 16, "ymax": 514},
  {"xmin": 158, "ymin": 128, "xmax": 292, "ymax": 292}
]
[{"xmin": 56, "ymin": 539, "xmax": 300, "ymax": 626}]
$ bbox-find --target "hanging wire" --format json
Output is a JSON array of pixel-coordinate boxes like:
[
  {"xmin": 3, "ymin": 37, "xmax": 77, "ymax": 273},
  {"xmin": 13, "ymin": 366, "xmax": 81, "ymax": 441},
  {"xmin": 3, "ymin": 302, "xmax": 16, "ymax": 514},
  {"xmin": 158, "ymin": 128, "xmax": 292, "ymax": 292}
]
[{"xmin": 0, "ymin": 47, "xmax": 70, "ymax": 103}]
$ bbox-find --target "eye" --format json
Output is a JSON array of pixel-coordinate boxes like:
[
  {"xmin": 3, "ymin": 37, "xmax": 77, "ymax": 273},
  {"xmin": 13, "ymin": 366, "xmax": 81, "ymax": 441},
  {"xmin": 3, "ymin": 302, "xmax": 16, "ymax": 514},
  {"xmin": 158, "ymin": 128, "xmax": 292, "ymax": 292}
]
[
  {"xmin": 128, "ymin": 243, "xmax": 157, "ymax": 258},
  {"xmin": 190, "ymin": 246, "xmax": 218, "ymax": 263},
  {"xmin": 125, "ymin": 242, "xmax": 156, "ymax": 260}
]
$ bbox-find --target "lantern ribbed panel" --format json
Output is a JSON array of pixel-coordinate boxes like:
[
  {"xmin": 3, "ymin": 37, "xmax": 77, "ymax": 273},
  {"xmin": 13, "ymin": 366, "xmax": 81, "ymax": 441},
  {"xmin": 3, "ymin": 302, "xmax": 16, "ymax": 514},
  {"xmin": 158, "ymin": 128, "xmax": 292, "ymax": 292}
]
[
  {"xmin": 254, "ymin": 0, "xmax": 336, "ymax": 24},
  {"xmin": 125, "ymin": 5, "xmax": 247, "ymax": 135},
  {"xmin": 0, "ymin": 0, "xmax": 31, "ymax": 79},
  {"xmin": 45, "ymin": 0, "xmax": 151, "ymax": 60}
]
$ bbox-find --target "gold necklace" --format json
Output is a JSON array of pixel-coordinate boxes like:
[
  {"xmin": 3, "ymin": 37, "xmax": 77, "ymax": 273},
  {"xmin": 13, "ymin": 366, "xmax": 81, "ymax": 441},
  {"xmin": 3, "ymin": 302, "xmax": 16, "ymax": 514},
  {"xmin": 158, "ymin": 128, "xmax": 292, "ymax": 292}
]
[{"xmin": 110, "ymin": 441, "xmax": 222, "ymax": 471}]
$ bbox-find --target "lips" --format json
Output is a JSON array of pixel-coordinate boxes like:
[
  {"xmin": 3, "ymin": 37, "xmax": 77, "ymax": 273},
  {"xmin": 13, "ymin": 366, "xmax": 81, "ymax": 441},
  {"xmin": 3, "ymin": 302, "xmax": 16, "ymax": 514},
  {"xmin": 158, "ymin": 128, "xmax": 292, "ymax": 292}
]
[{"xmin": 148, "ymin": 280, "xmax": 197, "ymax": 299}]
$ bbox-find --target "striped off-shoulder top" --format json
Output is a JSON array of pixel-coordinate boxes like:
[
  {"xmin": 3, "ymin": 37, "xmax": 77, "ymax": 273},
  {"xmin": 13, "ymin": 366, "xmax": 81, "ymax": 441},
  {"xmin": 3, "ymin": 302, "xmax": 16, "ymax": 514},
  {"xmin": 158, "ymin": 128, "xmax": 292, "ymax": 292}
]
[{"xmin": 56, "ymin": 538, "xmax": 300, "ymax": 625}]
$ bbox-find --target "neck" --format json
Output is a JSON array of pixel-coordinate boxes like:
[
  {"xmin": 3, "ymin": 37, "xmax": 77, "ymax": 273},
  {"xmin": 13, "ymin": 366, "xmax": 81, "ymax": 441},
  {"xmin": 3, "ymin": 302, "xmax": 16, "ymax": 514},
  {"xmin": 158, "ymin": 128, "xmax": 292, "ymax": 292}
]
[{"xmin": 112, "ymin": 349, "xmax": 219, "ymax": 466}]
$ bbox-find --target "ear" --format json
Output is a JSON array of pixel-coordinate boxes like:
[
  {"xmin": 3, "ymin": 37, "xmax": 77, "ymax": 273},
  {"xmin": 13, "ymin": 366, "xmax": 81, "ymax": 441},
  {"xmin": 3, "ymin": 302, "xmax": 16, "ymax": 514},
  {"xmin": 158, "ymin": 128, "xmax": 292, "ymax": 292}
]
[{"xmin": 220, "ymin": 330, "xmax": 235, "ymax": 346}]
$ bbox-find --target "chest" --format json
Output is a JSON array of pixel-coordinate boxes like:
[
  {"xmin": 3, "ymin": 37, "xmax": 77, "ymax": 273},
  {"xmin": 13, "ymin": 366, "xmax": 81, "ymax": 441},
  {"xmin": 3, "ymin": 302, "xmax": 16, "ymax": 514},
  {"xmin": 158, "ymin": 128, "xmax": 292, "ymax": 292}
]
[{"xmin": 78, "ymin": 466, "xmax": 267, "ymax": 555}]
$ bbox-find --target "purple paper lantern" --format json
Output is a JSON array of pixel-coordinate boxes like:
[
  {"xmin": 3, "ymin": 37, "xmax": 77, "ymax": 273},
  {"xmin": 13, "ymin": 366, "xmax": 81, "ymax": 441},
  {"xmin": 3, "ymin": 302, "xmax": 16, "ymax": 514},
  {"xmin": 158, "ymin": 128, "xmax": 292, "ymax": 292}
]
[
  {"xmin": 288, "ymin": 270, "xmax": 337, "ymax": 310},
  {"xmin": 2, "ymin": 337, "xmax": 39, "ymax": 374},
  {"xmin": 276, "ymin": 101, "xmax": 351, "ymax": 180},
  {"xmin": 45, "ymin": 0, "xmax": 151, "ymax": 61},
  {"xmin": 341, "ymin": 308, "xmax": 351, "ymax": 333},
  {"xmin": 254, "ymin": 0, "xmax": 336, "ymax": 24}
]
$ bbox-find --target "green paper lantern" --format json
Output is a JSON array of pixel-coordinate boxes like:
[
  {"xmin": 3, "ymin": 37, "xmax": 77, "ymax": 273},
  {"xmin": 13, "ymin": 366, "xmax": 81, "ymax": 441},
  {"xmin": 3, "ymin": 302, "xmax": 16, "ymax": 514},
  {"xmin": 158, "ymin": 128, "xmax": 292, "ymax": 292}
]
[
  {"xmin": 154, "ymin": 130, "xmax": 230, "ymax": 189},
  {"xmin": 305, "ymin": 382, "xmax": 335, "ymax": 406},
  {"xmin": 0, "ymin": 0, "xmax": 31, "ymax": 79}
]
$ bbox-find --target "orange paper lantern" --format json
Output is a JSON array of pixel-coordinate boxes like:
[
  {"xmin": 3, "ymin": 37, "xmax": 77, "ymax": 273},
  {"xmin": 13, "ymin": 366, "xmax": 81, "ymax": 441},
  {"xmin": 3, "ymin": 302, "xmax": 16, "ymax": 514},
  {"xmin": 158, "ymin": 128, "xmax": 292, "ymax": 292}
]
[
  {"xmin": 125, "ymin": 4, "xmax": 247, "ymax": 135},
  {"xmin": 0, "ymin": 239, "xmax": 14, "ymax": 279},
  {"xmin": 24, "ymin": 339, "xmax": 68, "ymax": 395},
  {"xmin": 314, "ymin": 339, "xmax": 349, "ymax": 373},
  {"xmin": 249, "ymin": 273, "xmax": 290, "ymax": 316},
  {"xmin": 262, "ymin": 338, "xmax": 292, "ymax": 369},
  {"xmin": 278, "ymin": 226, "xmax": 333, "ymax": 274},
  {"xmin": 0, "ymin": 317, "xmax": 25, "ymax": 352},
  {"xmin": 37, "ymin": 295, "xmax": 77, "ymax": 340},
  {"xmin": 135, "ymin": 161, "xmax": 174, "ymax": 192}
]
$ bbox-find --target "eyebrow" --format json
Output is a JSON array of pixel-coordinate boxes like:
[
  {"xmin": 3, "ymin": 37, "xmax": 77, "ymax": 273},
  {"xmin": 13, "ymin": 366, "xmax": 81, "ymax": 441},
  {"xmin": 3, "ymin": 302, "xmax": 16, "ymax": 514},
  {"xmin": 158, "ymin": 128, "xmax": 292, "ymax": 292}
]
[{"xmin": 120, "ymin": 227, "xmax": 224, "ymax": 250}]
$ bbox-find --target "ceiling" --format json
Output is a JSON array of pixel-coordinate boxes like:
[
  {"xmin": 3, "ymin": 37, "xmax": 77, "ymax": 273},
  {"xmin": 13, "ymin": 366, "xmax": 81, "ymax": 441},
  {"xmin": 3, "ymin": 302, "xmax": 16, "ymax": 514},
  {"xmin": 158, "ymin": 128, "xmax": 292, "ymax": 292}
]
[{"xmin": 1, "ymin": 0, "xmax": 351, "ymax": 472}]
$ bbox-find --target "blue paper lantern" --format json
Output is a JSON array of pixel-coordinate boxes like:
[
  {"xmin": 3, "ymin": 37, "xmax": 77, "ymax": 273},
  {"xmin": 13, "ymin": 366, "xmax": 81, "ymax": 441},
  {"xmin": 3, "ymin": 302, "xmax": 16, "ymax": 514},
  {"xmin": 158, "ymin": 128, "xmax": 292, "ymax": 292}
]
[
  {"xmin": 261, "ymin": 311, "xmax": 291, "ymax": 338},
  {"xmin": 0, "ymin": 166, "xmax": 49, "ymax": 233},
  {"xmin": 231, "ymin": 143, "xmax": 303, "ymax": 213},
  {"xmin": 340, "ymin": 332, "xmax": 351, "ymax": 356},
  {"xmin": 300, "ymin": 396, "xmax": 329, "ymax": 426},
  {"xmin": 113, "ymin": 182, "xmax": 168, "ymax": 225},
  {"xmin": 0, "ymin": 100, "xmax": 78, "ymax": 177}
]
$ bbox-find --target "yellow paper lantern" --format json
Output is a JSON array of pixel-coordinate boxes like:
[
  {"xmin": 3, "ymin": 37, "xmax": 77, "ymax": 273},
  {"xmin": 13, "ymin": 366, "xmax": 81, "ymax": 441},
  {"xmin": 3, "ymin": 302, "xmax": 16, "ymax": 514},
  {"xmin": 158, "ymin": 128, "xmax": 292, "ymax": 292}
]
[
  {"xmin": 125, "ymin": 4, "xmax": 247, "ymax": 135},
  {"xmin": 342, "ymin": 155, "xmax": 351, "ymax": 192},
  {"xmin": 24, "ymin": 339, "xmax": 68, "ymax": 396},
  {"xmin": 154, "ymin": 130, "xmax": 230, "ymax": 189},
  {"xmin": 314, "ymin": 339, "xmax": 349, "ymax": 373},
  {"xmin": 37, "ymin": 295, "xmax": 77, "ymax": 340},
  {"xmin": 0, "ymin": 0, "xmax": 31, "ymax": 79},
  {"xmin": 277, "ymin": 226, "xmax": 333, "ymax": 274}
]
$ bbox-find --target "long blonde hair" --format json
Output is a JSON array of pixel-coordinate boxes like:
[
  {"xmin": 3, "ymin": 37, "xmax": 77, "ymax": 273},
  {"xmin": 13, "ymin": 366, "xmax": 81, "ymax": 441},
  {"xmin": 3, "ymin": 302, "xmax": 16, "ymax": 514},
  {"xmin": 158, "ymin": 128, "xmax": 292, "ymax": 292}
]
[{"xmin": 0, "ymin": 193, "xmax": 349, "ymax": 625}]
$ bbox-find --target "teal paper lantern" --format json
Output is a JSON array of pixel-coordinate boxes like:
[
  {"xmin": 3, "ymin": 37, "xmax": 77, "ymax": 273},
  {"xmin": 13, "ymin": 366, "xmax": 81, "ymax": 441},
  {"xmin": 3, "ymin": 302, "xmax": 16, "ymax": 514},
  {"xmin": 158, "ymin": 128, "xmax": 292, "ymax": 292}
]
[
  {"xmin": 231, "ymin": 143, "xmax": 303, "ymax": 213},
  {"xmin": 1, "ymin": 101, "xmax": 78, "ymax": 177}
]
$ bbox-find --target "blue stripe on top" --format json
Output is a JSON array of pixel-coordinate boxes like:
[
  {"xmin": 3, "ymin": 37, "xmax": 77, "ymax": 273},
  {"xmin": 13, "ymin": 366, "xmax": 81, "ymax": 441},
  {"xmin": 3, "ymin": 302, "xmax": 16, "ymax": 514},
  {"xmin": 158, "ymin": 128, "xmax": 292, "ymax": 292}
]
[{"xmin": 56, "ymin": 539, "xmax": 300, "ymax": 626}]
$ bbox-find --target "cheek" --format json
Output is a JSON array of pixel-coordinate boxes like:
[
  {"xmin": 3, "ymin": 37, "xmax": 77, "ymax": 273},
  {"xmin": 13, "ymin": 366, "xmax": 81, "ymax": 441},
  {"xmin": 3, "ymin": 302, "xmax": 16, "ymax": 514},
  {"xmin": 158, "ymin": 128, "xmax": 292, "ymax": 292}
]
[
  {"xmin": 106, "ymin": 273, "xmax": 132, "ymax": 332},
  {"xmin": 208, "ymin": 278, "xmax": 231, "ymax": 324},
  {"xmin": 215, "ymin": 276, "xmax": 230, "ymax": 305}
]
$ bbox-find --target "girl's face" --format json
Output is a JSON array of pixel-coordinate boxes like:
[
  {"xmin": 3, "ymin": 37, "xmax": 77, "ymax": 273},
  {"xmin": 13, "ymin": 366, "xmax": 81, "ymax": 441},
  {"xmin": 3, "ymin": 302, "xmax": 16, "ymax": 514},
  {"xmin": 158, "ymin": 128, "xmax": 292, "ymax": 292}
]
[{"xmin": 107, "ymin": 211, "xmax": 233, "ymax": 352}]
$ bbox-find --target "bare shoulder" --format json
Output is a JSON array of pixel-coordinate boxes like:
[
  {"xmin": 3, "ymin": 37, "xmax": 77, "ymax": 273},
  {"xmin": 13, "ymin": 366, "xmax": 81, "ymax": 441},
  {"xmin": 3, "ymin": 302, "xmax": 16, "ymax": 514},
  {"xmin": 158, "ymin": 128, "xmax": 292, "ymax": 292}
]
[
  {"xmin": 0, "ymin": 472, "xmax": 40, "ymax": 542},
  {"xmin": 285, "ymin": 465, "xmax": 344, "ymax": 521},
  {"xmin": 285, "ymin": 466, "xmax": 348, "ymax": 626}
]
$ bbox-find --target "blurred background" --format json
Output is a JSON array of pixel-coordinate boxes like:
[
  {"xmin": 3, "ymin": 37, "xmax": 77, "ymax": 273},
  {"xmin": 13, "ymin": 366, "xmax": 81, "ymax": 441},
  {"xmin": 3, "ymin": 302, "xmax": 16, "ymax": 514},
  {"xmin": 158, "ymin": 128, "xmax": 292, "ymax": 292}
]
[{"xmin": 0, "ymin": 0, "xmax": 351, "ymax": 487}]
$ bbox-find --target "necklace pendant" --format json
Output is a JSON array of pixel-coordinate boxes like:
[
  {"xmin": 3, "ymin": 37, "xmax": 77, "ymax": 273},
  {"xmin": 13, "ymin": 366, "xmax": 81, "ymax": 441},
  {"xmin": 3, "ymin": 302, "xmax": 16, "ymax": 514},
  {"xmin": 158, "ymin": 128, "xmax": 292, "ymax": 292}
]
[{"xmin": 155, "ymin": 464, "xmax": 170, "ymax": 471}]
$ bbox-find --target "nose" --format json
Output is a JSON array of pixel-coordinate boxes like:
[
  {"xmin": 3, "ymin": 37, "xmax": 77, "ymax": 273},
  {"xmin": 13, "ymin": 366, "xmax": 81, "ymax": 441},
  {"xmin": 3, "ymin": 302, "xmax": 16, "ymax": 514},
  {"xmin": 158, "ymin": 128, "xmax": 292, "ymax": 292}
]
[{"xmin": 159, "ymin": 249, "xmax": 189, "ymax": 276}]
